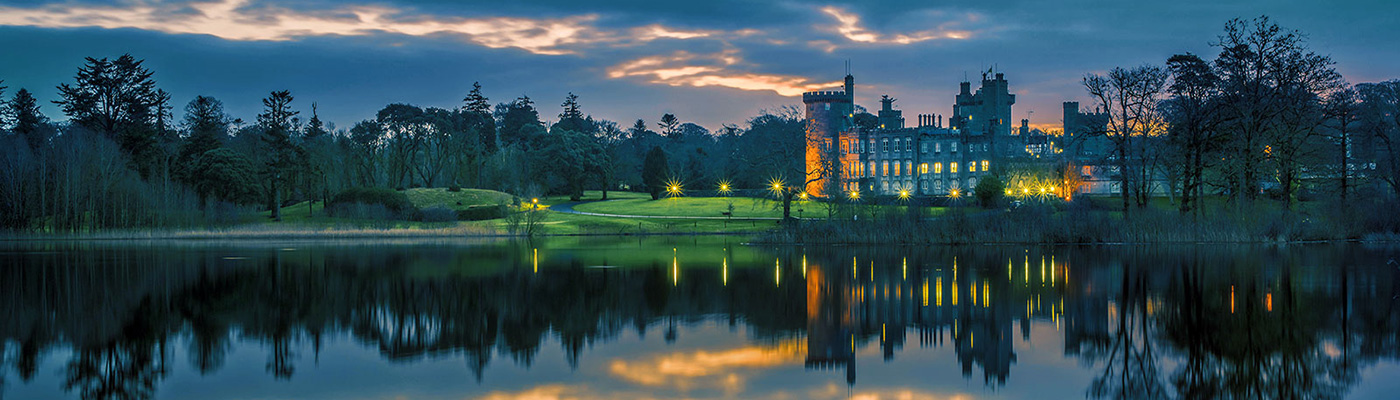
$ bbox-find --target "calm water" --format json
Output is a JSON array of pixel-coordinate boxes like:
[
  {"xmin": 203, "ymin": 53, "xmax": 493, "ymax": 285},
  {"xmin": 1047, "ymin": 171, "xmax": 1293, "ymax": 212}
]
[{"xmin": 2, "ymin": 238, "xmax": 1398, "ymax": 400}]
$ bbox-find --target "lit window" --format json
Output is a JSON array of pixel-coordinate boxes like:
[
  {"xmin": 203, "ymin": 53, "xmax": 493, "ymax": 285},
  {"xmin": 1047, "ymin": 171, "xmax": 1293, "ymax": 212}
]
[
  {"xmin": 982, "ymin": 160, "xmax": 989, "ymax": 171},
  {"xmin": 882, "ymin": 161, "xmax": 889, "ymax": 176},
  {"xmin": 906, "ymin": 161, "xmax": 912, "ymax": 176},
  {"xmin": 868, "ymin": 162, "xmax": 875, "ymax": 177},
  {"xmin": 841, "ymin": 140, "xmax": 849, "ymax": 154},
  {"xmin": 919, "ymin": 163, "xmax": 929, "ymax": 174},
  {"xmin": 894, "ymin": 162, "xmax": 901, "ymax": 176},
  {"xmin": 970, "ymin": 162, "xmax": 977, "ymax": 172},
  {"xmin": 951, "ymin": 162, "xmax": 959, "ymax": 173},
  {"xmin": 934, "ymin": 162, "xmax": 943, "ymax": 174}
]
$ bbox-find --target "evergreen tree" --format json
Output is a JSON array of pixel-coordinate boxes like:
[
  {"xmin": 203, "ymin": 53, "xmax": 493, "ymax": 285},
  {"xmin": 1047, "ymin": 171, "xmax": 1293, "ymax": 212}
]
[
  {"xmin": 495, "ymin": 95, "xmax": 541, "ymax": 149},
  {"xmin": 4, "ymin": 88, "xmax": 50, "ymax": 150},
  {"xmin": 54, "ymin": 54, "xmax": 171, "ymax": 177},
  {"xmin": 257, "ymin": 90, "xmax": 301, "ymax": 221},
  {"xmin": 658, "ymin": 113, "xmax": 681, "ymax": 141},
  {"xmin": 642, "ymin": 146, "xmax": 669, "ymax": 200},
  {"xmin": 462, "ymin": 82, "xmax": 497, "ymax": 153}
]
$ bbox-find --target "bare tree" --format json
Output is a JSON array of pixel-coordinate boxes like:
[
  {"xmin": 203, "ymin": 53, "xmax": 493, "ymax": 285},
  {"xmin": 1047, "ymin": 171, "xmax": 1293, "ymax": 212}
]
[{"xmin": 1084, "ymin": 65, "xmax": 1169, "ymax": 216}]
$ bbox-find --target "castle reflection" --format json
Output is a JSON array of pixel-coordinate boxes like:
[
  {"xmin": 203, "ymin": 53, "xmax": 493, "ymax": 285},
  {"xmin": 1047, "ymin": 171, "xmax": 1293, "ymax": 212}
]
[{"xmin": 1, "ymin": 238, "xmax": 1397, "ymax": 399}]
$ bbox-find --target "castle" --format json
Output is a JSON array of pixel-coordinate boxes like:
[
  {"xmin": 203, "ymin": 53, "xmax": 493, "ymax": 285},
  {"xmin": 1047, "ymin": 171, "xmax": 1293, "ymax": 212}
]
[{"xmin": 803, "ymin": 72, "xmax": 1023, "ymax": 197}]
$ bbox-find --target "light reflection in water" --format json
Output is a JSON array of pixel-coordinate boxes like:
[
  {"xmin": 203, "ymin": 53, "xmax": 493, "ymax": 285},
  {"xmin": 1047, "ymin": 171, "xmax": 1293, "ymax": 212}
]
[{"xmin": 0, "ymin": 240, "xmax": 1396, "ymax": 400}]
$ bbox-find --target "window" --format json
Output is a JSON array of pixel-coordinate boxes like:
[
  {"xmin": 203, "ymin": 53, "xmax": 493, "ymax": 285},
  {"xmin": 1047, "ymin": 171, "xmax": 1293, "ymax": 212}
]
[
  {"xmin": 882, "ymin": 139, "xmax": 889, "ymax": 153},
  {"xmin": 894, "ymin": 162, "xmax": 901, "ymax": 176},
  {"xmin": 882, "ymin": 181, "xmax": 889, "ymax": 192},
  {"xmin": 969, "ymin": 177, "xmax": 978, "ymax": 188},
  {"xmin": 882, "ymin": 161, "xmax": 889, "ymax": 176},
  {"xmin": 919, "ymin": 163, "xmax": 929, "ymax": 174},
  {"xmin": 934, "ymin": 180, "xmax": 943, "ymax": 191},
  {"xmin": 934, "ymin": 162, "xmax": 943, "ymax": 174},
  {"xmin": 921, "ymin": 142, "xmax": 928, "ymax": 153},
  {"xmin": 841, "ymin": 140, "xmax": 848, "ymax": 154},
  {"xmin": 981, "ymin": 160, "xmax": 989, "ymax": 171},
  {"xmin": 969, "ymin": 162, "xmax": 976, "ymax": 172},
  {"xmin": 951, "ymin": 162, "xmax": 959, "ymax": 174},
  {"xmin": 935, "ymin": 142, "xmax": 942, "ymax": 153},
  {"xmin": 905, "ymin": 139, "xmax": 912, "ymax": 151},
  {"xmin": 869, "ymin": 162, "xmax": 875, "ymax": 177},
  {"xmin": 952, "ymin": 142, "xmax": 958, "ymax": 152},
  {"xmin": 869, "ymin": 139, "xmax": 875, "ymax": 152},
  {"xmin": 825, "ymin": 103, "xmax": 831, "ymax": 110},
  {"xmin": 905, "ymin": 161, "xmax": 912, "ymax": 177}
]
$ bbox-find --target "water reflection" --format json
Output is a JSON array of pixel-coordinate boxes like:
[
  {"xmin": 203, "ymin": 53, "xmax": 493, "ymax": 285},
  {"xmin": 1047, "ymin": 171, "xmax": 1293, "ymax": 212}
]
[{"xmin": 1, "ymin": 239, "xmax": 1398, "ymax": 399}]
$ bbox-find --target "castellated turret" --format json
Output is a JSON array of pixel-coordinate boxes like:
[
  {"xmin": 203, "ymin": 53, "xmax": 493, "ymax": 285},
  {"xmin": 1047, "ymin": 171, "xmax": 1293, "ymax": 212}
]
[{"xmin": 802, "ymin": 74, "xmax": 855, "ymax": 196}]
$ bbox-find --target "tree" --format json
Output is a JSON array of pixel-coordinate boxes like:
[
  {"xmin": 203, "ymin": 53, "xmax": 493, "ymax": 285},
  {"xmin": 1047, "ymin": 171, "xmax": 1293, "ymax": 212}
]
[
  {"xmin": 176, "ymin": 96, "xmax": 231, "ymax": 175},
  {"xmin": 256, "ymin": 90, "xmax": 301, "ymax": 221},
  {"xmin": 535, "ymin": 129, "xmax": 603, "ymax": 201},
  {"xmin": 594, "ymin": 119, "xmax": 624, "ymax": 200},
  {"xmin": 462, "ymin": 81, "xmax": 498, "ymax": 154},
  {"xmin": 348, "ymin": 120, "xmax": 385, "ymax": 187},
  {"xmin": 188, "ymin": 148, "xmax": 261, "ymax": 205},
  {"xmin": 642, "ymin": 146, "xmax": 669, "ymax": 200},
  {"xmin": 553, "ymin": 92, "xmax": 592, "ymax": 134},
  {"xmin": 1324, "ymin": 87, "xmax": 1362, "ymax": 201},
  {"xmin": 1163, "ymin": 53, "xmax": 1222, "ymax": 216},
  {"xmin": 974, "ymin": 175, "xmax": 1005, "ymax": 208},
  {"xmin": 376, "ymin": 103, "xmax": 426, "ymax": 188},
  {"xmin": 4, "ymin": 88, "xmax": 51, "ymax": 151},
  {"xmin": 54, "ymin": 54, "xmax": 171, "ymax": 178},
  {"xmin": 495, "ymin": 96, "xmax": 541, "ymax": 149},
  {"xmin": 658, "ymin": 113, "xmax": 681, "ymax": 141},
  {"xmin": 1357, "ymin": 80, "xmax": 1400, "ymax": 197},
  {"xmin": 1084, "ymin": 65, "xmax": 1169, "ymax": 216},
  {"xmin": 1213, "ymin": 16, "xmax": 1341, "ymax": 208}
]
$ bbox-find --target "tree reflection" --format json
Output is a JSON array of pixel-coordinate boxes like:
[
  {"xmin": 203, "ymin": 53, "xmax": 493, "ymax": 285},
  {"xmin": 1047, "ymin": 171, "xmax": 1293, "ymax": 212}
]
[{"xmin": 0, "ymin": 241, "xmax": 1396, "ymax": 400}]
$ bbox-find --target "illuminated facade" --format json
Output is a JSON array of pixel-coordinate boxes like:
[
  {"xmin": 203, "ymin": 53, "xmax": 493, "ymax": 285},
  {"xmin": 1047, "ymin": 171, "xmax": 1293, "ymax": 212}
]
[{"xmin": 804, "ymin": 72, "xmax": 1019, "ymax": 197}]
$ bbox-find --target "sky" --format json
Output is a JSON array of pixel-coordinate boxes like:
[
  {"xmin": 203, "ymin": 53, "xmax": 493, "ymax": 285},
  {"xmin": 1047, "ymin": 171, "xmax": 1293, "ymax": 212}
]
[{"xmin": 0, "ymin": 0, "xmax": 1397, "ymax": 132}]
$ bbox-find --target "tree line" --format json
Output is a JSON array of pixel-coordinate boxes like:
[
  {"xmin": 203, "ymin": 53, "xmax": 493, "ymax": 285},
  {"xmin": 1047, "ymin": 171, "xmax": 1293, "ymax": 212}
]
[
  {"xmin": 1076, "ymin": 16, "xmax": 1400, "ymax": 217},
  {"xmin": 0, "ymin": 57, "xmax": 806, "ymax": 231}
]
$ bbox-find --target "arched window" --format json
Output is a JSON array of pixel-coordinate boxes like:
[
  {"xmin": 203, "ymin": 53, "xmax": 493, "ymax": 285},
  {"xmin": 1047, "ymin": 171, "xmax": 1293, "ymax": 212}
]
[
  {"xmin": 933, "ymin": 162, "xmax": 942, "ymax": 174},
  {"xmin": 919, "ymin": 163, "xmax": 929, "ymax": 174}
]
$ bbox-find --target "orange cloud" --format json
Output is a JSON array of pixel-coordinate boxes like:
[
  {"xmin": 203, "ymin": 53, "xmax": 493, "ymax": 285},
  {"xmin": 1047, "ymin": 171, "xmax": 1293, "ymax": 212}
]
[
  {"xmin": 820, "ymin": 7, "xmax": 974, "ymax": 46},
  {"xmin": 607, "ymin": 51, "xmax": 842, "ymax": 96},
  {"xmin": 608, "ymin": 342, "xmax": 804, "ymax": 392},
  {"xmin": 0, "ymin": 0, "xmax": 719, "ymax": 55}
]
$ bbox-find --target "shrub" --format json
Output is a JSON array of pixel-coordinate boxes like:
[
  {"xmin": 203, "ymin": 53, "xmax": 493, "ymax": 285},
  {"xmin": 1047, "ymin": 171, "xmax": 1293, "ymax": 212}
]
[
  {"xmin": 456, "ymin": 205, "xmax": 506, "ymax": 221},
  {"xmin": 420, "ymin": 206, "xmax": 457, "ymax": 222},
  {"xmin": 328, "ymin": 187, "xmax": 416, "ymax": 219},
  {"xmin": 447, "ymin": 185, "xmax": 462, "ymax": 192},
  {"xmin": 326, "ymin": 202, "xmax": 394, "ymax": 221}
]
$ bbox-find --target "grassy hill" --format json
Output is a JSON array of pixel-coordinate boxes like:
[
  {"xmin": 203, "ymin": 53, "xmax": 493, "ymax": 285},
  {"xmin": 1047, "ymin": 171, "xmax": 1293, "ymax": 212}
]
[{"xmin": 404, "ymin": 188, "xmax": 515, "ymax": 210}]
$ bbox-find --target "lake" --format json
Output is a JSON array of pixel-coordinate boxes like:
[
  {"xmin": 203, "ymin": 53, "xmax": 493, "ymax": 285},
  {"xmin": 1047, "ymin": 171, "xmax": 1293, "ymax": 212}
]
[{"xmin": 2, "ymin": 237, "xmax": 1398, "ymax": 399}]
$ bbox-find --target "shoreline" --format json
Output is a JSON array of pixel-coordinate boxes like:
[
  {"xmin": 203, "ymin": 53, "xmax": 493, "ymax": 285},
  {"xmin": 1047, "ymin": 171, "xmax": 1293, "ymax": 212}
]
[{"xmin": 4, "ymin": 227, "xmax": 1396, "ymax": 245}]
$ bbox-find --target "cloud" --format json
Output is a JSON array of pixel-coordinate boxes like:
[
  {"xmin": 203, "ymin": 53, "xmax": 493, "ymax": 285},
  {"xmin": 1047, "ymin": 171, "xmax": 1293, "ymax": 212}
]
[
  {"xmin": 607, "ymin": 51, "xmax": 842, "ymax": 96},
  {"xmin": 820, "ymin": 6, "xmax": 974, "ymax": 45},
  {"xmin": 0, "ymin": 0, "xmax": 720, "ymax": 55},
  {"xmin": 608, "ymin": 343, "xmax": 804, "ymax": 392}
]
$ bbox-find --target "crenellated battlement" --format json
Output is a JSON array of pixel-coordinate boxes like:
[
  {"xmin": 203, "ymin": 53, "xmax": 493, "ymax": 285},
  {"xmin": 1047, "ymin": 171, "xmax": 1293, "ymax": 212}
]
[{"xmin": 803, "ymin": 91, "xmax": 851, "ymax": 103}]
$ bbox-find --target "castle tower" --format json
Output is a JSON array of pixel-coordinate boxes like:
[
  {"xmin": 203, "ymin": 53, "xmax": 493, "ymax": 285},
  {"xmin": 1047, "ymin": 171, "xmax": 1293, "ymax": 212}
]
[
  {"xmin": 802, "ymin": 74, "xmax": 855, "ymax": 196},
  {"xmin": 877, "ymin": 95, "xmax": 904, "ymax": 130}
]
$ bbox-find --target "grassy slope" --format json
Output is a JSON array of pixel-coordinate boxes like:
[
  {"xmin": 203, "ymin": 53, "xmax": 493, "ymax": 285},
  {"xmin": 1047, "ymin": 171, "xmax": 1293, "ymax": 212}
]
[{"xmin": 404, "ymin": 188, "xmax": 515, "ymax": 210}]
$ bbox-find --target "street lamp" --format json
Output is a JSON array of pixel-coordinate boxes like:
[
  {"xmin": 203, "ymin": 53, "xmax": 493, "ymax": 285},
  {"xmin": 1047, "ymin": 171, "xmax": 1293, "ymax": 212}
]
[{"xmin": 717, "ymin": 180, "xmax": 732, "ymax": 196}]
